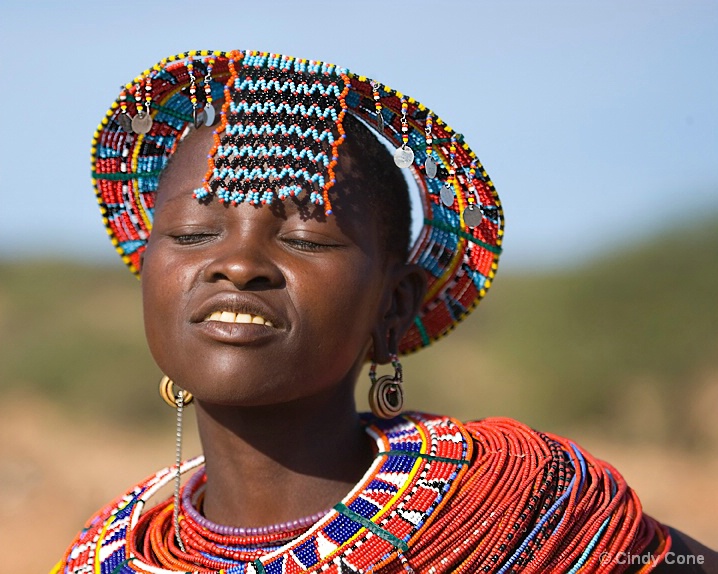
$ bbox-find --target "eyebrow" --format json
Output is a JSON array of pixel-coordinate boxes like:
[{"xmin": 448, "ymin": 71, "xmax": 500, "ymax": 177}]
[{"xmin": 157, "ymin": 188, "xmax": 199, "ymax": 208}]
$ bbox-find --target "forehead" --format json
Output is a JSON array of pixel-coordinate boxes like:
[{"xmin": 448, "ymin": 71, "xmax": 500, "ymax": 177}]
[{"xmin": 155, "ymin": 124, "xmax": 383, "ymax": 243}]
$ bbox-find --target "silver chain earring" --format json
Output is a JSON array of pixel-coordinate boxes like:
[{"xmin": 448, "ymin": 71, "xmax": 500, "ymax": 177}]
[{"xmin": 158, "ymin": 376, "xmax": 194, "ymax": 551}]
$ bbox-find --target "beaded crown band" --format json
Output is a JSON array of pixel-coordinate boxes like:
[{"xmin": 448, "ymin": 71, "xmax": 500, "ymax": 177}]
[{"xmin": 92, "ymin": 49, "xmax": 504, "ymax": 354}]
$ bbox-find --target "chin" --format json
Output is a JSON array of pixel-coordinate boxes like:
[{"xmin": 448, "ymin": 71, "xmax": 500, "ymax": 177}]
[{"xmin": 167, "ymin": 365, "xmax": 310, "ymax": 408}]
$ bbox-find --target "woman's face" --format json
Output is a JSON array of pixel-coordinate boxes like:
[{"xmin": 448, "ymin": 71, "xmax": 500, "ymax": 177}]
[{"xmin": 141, "ymin": 126, "xmax": 416, "ymax": 407}]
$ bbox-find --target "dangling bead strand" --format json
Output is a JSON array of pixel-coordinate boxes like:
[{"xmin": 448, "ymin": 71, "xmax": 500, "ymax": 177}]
[
  {"xmin": 187, "ymin": 60, "xmax": 201, "ymax": 127},
  {"xmin": 393, "ymin": 97, "xmax": 415, "ymax": 168},
  {"xmin": 424, "ymin": 113, "xmax": 437, "ymax": 178},
  {"xmin": 117, "ymin": 90, "xmax": 132, "ymax": 132},
  {"xmin": 144, "ymin": 76, "xmax": 152, "ymax": 115},
  {"xmin": 463, "ymin": 159, "xmax": 484, "ymax": 228},
  {"xmin": 130, "ymin": 76, "xmax": 153, "ymax": 134},
  {"xmin": 133, "ymin": 80, "xmax": 143, "ymax": 115},
  {"xmin": 440, "ymin": 134, "xmax": 457, "ymax": 207},
  {"xmin": 202, "ymin": 56, "xmax": 216, "ymax": 126}
]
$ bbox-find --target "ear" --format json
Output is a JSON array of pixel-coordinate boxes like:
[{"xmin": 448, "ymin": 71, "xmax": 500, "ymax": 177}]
[{"xmin": 371, "ymin": 263, "xmax": 427, "ymax": 364}]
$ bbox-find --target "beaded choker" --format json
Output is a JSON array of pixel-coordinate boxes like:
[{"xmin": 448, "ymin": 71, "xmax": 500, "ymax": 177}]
[{"xmin": 181, "ymin": 468, "xmax": 331, "ymax": 538}]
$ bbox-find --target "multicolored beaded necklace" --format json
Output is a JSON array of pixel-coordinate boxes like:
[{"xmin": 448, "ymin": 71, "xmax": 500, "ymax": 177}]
[{"xmin": 55, "ymin": 414, "xmax": 670, "ymax": 574}]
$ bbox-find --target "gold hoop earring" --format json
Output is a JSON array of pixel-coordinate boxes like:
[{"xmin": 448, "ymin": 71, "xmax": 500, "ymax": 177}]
[
  {"xmin": 368, "ymin": 354, "xmax": 404, "ymax": 419},
  {"xmin": 159, "ymin": 375, "xmax": 194, "ymax": 408}
]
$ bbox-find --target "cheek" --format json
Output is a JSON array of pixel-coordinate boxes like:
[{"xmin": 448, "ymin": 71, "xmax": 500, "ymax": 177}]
[
  {"xmin": 140, "ymin": 247, "xmax": 195, "ymax": 369},
  {"xmin": 291, "ymin": 258, "xmax": 385, "ymax": 352}
]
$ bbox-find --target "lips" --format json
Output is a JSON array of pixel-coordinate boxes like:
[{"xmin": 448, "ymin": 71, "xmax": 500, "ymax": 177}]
[{"xmin": 190, "ymin": 293, "xmax": 286, "ymax": 345}]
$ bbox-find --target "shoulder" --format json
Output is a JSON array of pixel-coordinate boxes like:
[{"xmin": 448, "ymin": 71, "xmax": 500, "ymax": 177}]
[
  {"xmin": 53, "ymin": 456, "xmax": 204, "ymax": 574},
  {"xmin": 461, "ymin": 415, "xmax": 604, "ymax": 467},
  {"xmin": 651, "ymin": 527, "xmax": 718, "ymax": 573}
]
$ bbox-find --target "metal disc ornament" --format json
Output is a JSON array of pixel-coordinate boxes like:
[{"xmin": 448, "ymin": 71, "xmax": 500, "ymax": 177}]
[
  {"xmin": 425, "ymin": 155, "xmax": 438, "ymax": 178},
  {"xmin": 463, "ymin": 204, "xmax": 484, "ymax": 228},
  {"xmin": 131, "ymin": 111, "xmax": 153, "ymax": 134},
  {"xmin": 203, "ymin": 104, "xmax": 216, "ymax": 127},
  {"xmin": 117, "ymin": 113, "xmax": 133, "ymax": 133},
  {"xmin": 393, "ymin": 145, "xmax": 415, "ymax": 169},
  {"xmin": 440, "ymin": 184, "xmax": 455, "ymax": 207}
]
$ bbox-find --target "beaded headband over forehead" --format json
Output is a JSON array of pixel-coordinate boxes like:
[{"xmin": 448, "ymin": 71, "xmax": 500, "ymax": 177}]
[{"xmin": 92, "ymin": 49, "xmax": 504, "ymax": 354}]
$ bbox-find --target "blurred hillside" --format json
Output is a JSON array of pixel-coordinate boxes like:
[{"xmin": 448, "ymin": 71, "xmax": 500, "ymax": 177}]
[
  {"xmin": 1, "ymin": 216, "xmax": 718, "ymax": 571},
  {"xmin": 1, "ymin": 215, "xmax": 717, "ymax": 446}
]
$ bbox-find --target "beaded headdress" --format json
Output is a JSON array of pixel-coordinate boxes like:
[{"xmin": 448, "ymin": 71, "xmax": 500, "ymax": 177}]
[{"xmin": 92, "ymin": 49, "xmax": 504, "ymax": 354}]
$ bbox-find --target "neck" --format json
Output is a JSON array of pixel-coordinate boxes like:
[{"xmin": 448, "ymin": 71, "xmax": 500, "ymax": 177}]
[{"xmin": 194, "ymin": 383, "xmax": 375, "ymax": 529}]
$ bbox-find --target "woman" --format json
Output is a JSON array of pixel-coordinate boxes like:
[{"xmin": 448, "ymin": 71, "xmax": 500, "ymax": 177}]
[{"xmin": 54, "ymin": 50, "xmax": 715, "ymax": 573}]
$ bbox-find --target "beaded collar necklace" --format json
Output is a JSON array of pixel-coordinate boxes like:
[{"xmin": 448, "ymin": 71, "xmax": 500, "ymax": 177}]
[{"xmin": 70, "ymin": 413, "xmax": 472, "ymax": 574}]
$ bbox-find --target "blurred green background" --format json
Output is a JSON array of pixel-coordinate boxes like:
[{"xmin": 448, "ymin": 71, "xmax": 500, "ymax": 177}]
[
  {"xmin": 3, "ymin": 214, "xmax": 716, "ymax": 445},
  {"xmin": 1, "ymin": 210, "xmax": 717, "ymax": 573}
]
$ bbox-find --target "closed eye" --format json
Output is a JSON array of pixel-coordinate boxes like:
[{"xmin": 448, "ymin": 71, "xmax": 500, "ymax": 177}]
[
  {"xmin": 282, "ymin": 237, "xmax": 342, "ymax": 252},
  {"xmin": 172, "ymin": 233, "xmax": 217, "ymax": 245}
]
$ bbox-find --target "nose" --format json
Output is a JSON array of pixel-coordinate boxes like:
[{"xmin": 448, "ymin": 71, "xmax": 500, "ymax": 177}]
[{"xmin": 203, "ymin": 236, "xmax": 284, "ymax": 290}]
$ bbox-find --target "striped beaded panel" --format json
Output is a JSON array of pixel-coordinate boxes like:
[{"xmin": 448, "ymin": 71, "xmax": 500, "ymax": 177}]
[
  {"xmin": 195, "ymin": 53, "xmax": 349, "ymax": 210},
  {"xmin": 91, "ymin": 50, "xmax": 504, "ymax": 354}
]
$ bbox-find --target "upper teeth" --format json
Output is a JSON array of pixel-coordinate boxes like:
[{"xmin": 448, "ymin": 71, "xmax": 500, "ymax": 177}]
[{"xmin": 206, "ymin": 311, "xmax": 274, "ymax": 327}]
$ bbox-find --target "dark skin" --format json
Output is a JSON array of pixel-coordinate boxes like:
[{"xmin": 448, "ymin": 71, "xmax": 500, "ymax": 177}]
[
  {"xmin": 142, "ymin": 125, "xmax": 426, "ymax": 527},
  {"xmin": 141, "ymin": 125, "xmax": 717, "ymax": 571}
]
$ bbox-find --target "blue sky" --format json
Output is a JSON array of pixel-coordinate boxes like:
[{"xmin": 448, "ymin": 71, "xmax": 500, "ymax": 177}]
[{"xmin": 0, "ymin": 0, "xmax": 716, "ymax": 269}]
